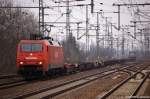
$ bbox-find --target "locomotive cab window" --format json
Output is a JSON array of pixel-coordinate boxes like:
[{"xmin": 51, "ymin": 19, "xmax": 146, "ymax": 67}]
[
  {"xmin": 21, "ymin": 44, "xmax": 43, "ymax": 52},
  {"xmin": 21, "ymin": 44, "xmax": 31, "ymax": 51},
  {"xmin": 32, "ymin": 44, "xmax": 42, "ymax": 51}
]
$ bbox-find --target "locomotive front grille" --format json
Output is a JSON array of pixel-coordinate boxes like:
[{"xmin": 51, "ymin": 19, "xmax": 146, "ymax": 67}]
[{"xmin": 18, "ymin": 65, "xmax": 43, "ymax": 75}]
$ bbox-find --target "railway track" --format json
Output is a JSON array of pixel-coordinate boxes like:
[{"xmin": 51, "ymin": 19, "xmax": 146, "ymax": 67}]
[
  {"xmin": 0, "ymin": 74, "xmax": 19, "ymax": 79},
  {"xmin": 130, "ymin": 72, "xmax": 150, "ymax": 99},
  {"xmin": 0, "ymin": 66, "xmax": 116, "ymax": 90},
  {"xmin": 11, "ymin": 64, "xmax": 137, "ymax": 99},
  {"xmin": 0, "ymin": 73, "xmax": 27, "ymax": 89},
  {"xmin": 0, "ymin": 61, "xmax": 138, "ymax": 98},
  {"xmin": 99, "ymin": 65, "xmax": 150, "ymax": 99},
  {"xmin": 0, "ymin": 62, "xmax": 127, "ymax": 90},
  {"xmin": 0, "ymin": 79, "xmax": 27, "ymax": 90}
]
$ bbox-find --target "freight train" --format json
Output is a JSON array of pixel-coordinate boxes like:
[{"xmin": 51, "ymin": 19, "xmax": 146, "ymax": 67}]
[
  {"xmin": 128, "ymin": 51, "xmax": 136, "ymax": 60},
  {"xmin": 16, "ymin": 36, "xmax": 130, "ymax": 76}
]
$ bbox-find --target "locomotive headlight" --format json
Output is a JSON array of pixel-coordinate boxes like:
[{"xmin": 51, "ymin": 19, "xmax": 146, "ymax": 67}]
[
  {"xmin": 30, "ymin": 53, "xmax": 33, "ymax": 56},
  {"xmin": 20, "ymin": 62, "xmax": 24, "ymax": 65},
  {"xmin": 38, "ymin": 61, "xmax": 43, "ymax": 65}
]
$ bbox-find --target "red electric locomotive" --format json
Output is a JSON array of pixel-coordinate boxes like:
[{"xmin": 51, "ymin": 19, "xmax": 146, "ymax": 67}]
[{"xmin": 16, "ymin": 38, "xmax": 65, "ymax": 76}]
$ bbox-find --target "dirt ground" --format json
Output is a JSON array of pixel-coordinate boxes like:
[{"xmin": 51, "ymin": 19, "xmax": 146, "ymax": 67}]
[{"xmin": 52, "ymin": 72, "xmax": 128, "ymax": 99}]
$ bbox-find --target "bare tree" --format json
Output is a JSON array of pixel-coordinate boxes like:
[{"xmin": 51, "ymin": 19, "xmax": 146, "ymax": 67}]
[
  {"xmin": 0, "ymin": 0, "xmax": 38, "ymax": 74},
  {"xmin": 62, "ymin": 35, "xmax": 82, "ymax": 64}
]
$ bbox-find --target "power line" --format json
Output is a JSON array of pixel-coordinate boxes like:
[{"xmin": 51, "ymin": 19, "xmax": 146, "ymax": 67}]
[{"xmin": 113, "ymin": 3, "xmax": 150, "ymax": 6}]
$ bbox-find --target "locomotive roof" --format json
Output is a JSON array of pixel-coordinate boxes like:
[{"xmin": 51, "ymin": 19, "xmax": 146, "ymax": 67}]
[
  {"xmin": 20, "ymin": 40, "xmax": 45, "ymax": 43},
  {"xmin": 19, "ymin": 40, "xmax": 61, "ymax": 47}
]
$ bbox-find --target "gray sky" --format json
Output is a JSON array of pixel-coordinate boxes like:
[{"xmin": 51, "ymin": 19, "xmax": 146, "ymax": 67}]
[{"xmin": 13, "ymin": 0, "xmax": 150, "ymax": 51}]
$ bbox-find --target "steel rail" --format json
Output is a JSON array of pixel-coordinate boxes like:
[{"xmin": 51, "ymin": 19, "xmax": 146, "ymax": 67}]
[
  {"xmin": 0, "ymin": 80, "xmax": 27, "ymax": 90},
  {"xmin": 130, "ymin": 72, "xmax": 150, "ymax": 99},
  {"xmin": 12, "ymin": 71, "xmax": 116, "ymax": 99},
  {"xmin": 0, "ymin": 63, "xmax": 128, "ymax": 91},
  {"xmin": 0, "ymin": 74, "xmax": 19, "ymax": 79},
  {"xmin": 100, "ymin": 65, "xmax": 149, "ymax": 99},
  {"xmin": 12, "ymin": 64, "xmax": 135, "ymax": 99}
]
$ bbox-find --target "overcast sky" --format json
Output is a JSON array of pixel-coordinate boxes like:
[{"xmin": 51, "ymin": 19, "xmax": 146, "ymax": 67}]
[{"xmin": 13, "ymin": 0, "xmax": 150, "ymax": 51}]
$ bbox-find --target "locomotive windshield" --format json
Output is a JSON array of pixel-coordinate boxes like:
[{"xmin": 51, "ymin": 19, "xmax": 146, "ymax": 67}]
[{"xmin": 21, "ymin": 44, "xmax": 42, "ymax": 52}]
